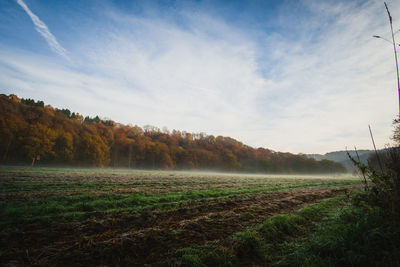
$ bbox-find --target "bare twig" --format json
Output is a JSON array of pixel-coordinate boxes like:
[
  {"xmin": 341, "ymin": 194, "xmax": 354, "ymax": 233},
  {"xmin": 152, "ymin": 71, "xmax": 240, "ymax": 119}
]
[
  {"xmin": 369, "ymin": 125, "xmax": 384, "ymax": 173},
  {"xmin": 354, "ymin": 146, "xmax": 369, "ymax": 190}
]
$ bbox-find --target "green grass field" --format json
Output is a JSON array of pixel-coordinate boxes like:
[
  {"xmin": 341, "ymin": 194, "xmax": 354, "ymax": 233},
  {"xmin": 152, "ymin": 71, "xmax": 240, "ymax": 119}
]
[{"xmin": 0, "ymin": 166, "xmax": 360, "ymax": 266}]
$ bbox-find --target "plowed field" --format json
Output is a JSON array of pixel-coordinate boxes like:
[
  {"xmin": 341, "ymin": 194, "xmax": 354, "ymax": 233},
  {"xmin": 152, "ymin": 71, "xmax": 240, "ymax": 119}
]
[{"xmin": 0, "ymin": 167, "xmax": 360, "ymax": 266}]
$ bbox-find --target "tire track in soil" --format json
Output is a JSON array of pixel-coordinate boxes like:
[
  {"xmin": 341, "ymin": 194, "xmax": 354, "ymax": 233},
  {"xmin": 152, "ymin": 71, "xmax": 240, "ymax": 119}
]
[{"xmin": 2, "ymin": 185, "xmax": 359, "ymax": 266}]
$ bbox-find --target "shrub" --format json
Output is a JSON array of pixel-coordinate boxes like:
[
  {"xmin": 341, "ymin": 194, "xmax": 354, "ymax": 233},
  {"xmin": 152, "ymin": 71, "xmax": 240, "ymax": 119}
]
[
  {"xmin": 348, "ymin": 146, "xmax": 400, "ymax": 223},
  {"xmin": 282, "ymin": 203, "xmax": 400, "ymax": 267}
]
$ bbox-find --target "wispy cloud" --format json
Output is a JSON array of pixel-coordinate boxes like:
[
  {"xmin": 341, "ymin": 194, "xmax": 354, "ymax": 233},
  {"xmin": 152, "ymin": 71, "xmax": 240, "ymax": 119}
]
[{"xmin": 15, "ymin": 0, "xmax": 69, "ymax": 61}]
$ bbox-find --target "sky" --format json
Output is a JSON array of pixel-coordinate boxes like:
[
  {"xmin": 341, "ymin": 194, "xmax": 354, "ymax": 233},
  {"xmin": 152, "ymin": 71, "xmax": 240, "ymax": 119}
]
[{"xmin": 0, "ymin": 0, "xmax": 400, "ymax": 154}]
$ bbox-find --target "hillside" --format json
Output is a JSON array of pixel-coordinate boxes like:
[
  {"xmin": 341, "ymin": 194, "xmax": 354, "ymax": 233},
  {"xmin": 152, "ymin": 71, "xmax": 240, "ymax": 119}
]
[
  {"xmin": 307, "ymin": 150, "xmax": 374, "ymax": 171},
  {"xmin": 0, "ymin": 94, "xmax": 346, "ymax": 173}
]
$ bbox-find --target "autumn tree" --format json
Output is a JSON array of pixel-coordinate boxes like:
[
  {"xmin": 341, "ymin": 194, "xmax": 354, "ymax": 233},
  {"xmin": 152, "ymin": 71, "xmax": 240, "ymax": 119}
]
[
  {"xmin": 0, "ymin": 114, "xmax": 25, "ymax": 161},
  {"xmin": 20, "ymin": 123, "xmax": 57, "ymax": 165},
  {"xmin": 77, "ymin": 131, "xmax": 110, "ymax": 167},
  {"xmin": 54, "ymin": 131, "xmax": 74, "ymax": 163},
  {"xmin": 220, "ymin": 149, "xmax": 241, "ymax": 171}
]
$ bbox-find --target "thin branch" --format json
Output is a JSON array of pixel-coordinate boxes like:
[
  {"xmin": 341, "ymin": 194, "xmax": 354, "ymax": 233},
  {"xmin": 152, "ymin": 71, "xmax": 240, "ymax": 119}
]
[
  {"xmin": 355, "ymin": 146, "xmax": 369, "ymax": 190},
  {"xmin": 369, "ymin": 125, "xmax": 384, "ymax": 173}
]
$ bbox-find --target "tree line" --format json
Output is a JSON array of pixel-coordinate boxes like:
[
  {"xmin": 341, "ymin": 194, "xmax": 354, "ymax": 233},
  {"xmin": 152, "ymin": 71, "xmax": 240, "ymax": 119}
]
[{"xmin": 0, "ymin": 94, "xmax": 346, "ymax": 173}]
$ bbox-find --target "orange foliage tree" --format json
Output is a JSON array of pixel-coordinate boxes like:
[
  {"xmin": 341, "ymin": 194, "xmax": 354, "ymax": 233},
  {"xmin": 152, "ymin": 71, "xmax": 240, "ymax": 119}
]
[{"xmin": 0, "ymin": 94, "xmax": 347, "ymax": 173}]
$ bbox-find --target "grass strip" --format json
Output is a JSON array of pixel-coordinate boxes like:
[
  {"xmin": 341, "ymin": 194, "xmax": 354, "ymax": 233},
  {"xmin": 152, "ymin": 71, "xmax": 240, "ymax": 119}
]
[
  {"xmin": 172, "ymin": 196, "xmax": 347, "ymax": 266},
  {"xmin": 0, "ymin": 181, "xmax": 355, "ymax": 228}
]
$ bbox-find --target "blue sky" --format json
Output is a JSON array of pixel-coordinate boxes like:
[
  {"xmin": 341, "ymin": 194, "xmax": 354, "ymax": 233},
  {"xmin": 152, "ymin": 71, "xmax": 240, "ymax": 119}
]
[{"xmin": 0, "ymin": 0, "xmax": 399, "ymax": 154}]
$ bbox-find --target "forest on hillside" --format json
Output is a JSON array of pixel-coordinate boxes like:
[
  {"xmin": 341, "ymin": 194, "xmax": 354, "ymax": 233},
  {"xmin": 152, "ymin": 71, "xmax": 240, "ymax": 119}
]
[{"xmin": 0, "ymin": 94, "xmax": 346, "ymax": 173}]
